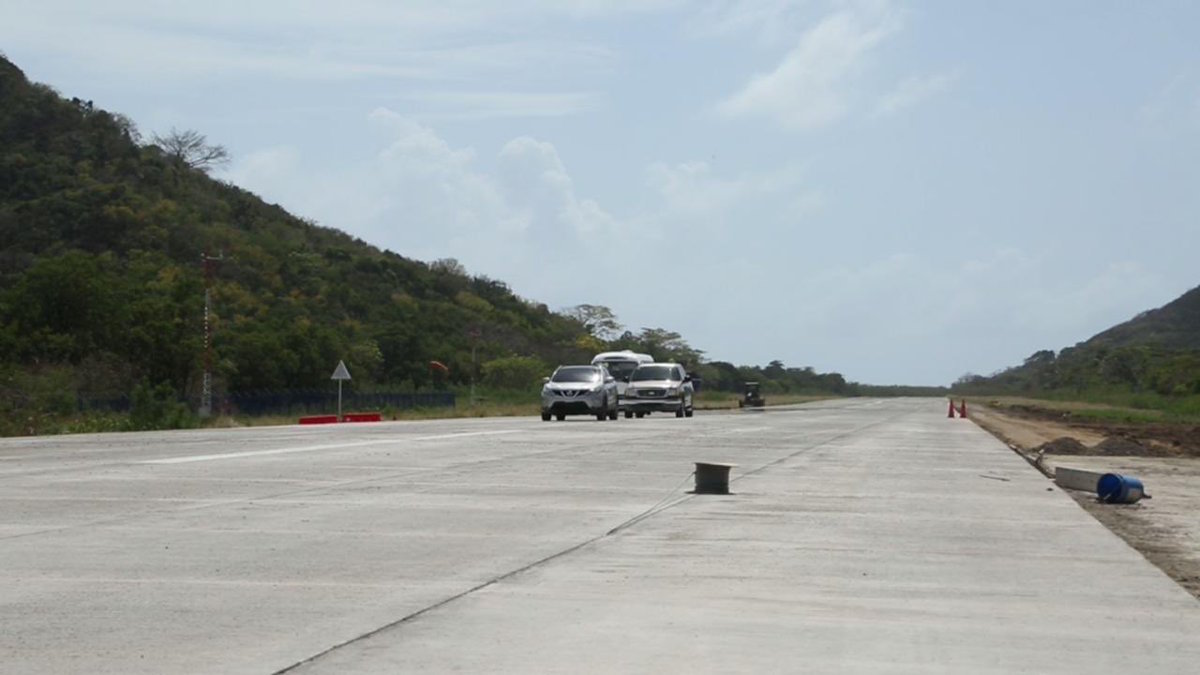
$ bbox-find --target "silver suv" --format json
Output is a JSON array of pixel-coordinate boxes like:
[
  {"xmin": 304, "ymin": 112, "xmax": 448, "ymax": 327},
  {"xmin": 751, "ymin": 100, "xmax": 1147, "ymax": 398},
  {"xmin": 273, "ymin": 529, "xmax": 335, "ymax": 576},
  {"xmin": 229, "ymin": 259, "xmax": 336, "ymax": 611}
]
[
  {"xmin": 541, "ymin": 365, "xmax": 619, "ymax": 421},
  {"xmin": 622, "ymin": 363, "xmax": 694, "ymax": 419}
]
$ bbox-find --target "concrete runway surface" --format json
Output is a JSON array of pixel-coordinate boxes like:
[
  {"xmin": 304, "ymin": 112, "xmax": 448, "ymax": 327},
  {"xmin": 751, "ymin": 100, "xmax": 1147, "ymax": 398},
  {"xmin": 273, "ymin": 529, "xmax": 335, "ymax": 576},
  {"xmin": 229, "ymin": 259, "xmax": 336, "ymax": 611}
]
[{"xmin": 2, "ymin": 398, "xmax": 1198, "ymax": 673}]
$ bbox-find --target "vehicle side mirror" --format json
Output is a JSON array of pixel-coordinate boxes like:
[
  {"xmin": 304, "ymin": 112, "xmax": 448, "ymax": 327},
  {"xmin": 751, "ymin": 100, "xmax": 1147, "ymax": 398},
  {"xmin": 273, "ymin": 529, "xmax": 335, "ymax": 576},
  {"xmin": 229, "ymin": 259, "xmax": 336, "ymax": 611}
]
[
  {"xmin": 542, "ymin": 377, "xmax": 550, "ymax": 384},
  {"xmin": 623, "ymin": 376, "xmax": 630, "ymax": 383},
  {"xmin": 683, "ymin": 375, "xmax": 692, "ymax": 382}
]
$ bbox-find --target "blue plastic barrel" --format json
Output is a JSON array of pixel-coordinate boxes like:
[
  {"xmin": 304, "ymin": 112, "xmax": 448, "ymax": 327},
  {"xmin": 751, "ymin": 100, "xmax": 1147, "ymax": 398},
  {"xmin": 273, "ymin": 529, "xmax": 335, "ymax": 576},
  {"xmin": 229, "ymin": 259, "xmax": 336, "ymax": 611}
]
[{"xmin": 1097, "ymin": 473, "xmax": 1145, "ymax": 504}]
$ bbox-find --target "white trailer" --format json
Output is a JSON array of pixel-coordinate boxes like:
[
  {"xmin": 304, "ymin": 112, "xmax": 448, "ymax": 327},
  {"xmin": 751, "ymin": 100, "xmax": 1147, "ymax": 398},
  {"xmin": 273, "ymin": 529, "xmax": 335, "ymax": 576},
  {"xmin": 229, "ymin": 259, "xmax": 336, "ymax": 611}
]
[{"xmin": 591, "ymin": 350, "xmax": 654, "ymax": 410}]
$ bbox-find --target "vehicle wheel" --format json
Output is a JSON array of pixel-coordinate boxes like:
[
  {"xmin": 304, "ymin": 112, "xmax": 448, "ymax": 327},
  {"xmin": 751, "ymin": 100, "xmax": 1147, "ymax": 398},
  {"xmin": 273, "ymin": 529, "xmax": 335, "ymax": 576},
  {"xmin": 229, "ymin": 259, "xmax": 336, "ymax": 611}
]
[
  {"xmin": 676, "ymin": 399, "xmax": 685, "ymax": 418},
  {"xmin": 635, "ymin": 412, "xmax": 645, "ymax": 419},
  {"xmin": 556, "ymin": 413, "xmax": 565, "ymax": 421},
  {"xmin": 541, "ymin": 412, "xmax": 551, "ymax": 421},
  {"xmin": 596, "ymin": 397, "xmax": 608, "ymax": 421},
  {"xmin": 608, "ymin": 406, "xmax": 618, "ymax": 420},
  {"xmin": 624, "ymin": 411, "xmax": 633, "ymax": 419}
]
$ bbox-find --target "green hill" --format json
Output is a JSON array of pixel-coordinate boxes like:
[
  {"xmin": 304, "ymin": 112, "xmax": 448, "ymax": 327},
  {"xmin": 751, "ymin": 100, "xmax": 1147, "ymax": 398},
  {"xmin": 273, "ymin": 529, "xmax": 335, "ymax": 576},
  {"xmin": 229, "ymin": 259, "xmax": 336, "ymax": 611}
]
[
  {"xmin": 0, "ymin": 55, "xmax": 596, "ymax": 423},
  {"xmin": 953, "ymin": 285, "xmax": 1200, "ymax": 400},
  {"xmin": 1085, "ymin": 285, "xmax": 1200, "ymax": 351}
]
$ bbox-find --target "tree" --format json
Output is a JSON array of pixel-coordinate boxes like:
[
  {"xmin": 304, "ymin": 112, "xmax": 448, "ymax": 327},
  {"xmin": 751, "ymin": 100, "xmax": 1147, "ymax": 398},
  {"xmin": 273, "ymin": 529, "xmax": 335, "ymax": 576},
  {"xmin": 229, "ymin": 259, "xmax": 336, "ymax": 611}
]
[
  {"xmin": 764, "ymin": 360, "xmax": 786, "ymax": 378},
  {"xmin": 113, "ymin": 113, "xmax": 141, "ymax": 144},
  {"xmin": 561, "ymin": 304, "xmax": 624, "ymax": 341},
  {"xmin": 952, "ymin": 373, "xmax": 987, "ymax": 391},
  {"xmin": 430, "ymin": 258, "xmax": 467, "ymax": 276},
  {"xmin": 628, "ymin": 327, "xmax": 704, "ymax": 366},
  {"xmin": 483, "ymin": 355, "xmax": 548, "ymax": 390},
  {"xmin": 151, "ymin": 128, "xmax": 229, "ymax": 172}
]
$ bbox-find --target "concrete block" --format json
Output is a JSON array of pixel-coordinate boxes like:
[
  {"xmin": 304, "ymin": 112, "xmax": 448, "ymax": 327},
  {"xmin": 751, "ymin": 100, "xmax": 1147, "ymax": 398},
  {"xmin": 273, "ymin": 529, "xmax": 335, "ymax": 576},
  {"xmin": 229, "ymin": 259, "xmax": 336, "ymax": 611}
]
[{"xmin": 1055, "ymin": 466, "xmax": 1103, "ymax": 493}]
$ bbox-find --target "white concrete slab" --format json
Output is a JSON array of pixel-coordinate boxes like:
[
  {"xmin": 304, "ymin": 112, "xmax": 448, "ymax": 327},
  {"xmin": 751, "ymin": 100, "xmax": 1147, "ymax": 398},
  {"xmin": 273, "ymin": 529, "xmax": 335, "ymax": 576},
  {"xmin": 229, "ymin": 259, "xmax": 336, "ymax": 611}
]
[
  {"xmin": 1, "ymin": 399, "xmax": 1197, "ymax": 674},
  {"xmin": 1055, "ymin": 465, "xmax": 1104, "ymax": 492}
]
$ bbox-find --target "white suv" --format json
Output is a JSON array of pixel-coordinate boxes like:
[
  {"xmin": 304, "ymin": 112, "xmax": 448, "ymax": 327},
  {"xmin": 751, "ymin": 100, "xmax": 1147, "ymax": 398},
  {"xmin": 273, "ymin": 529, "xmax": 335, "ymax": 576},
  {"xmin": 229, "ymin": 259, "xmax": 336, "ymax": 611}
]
[
  {"xmin": 622, "ymin": 363, "xmax": 694, "ymax": 419},
  {"xmin": 541, "ymin": 365, "xmax": 619, "ymax": 421}
]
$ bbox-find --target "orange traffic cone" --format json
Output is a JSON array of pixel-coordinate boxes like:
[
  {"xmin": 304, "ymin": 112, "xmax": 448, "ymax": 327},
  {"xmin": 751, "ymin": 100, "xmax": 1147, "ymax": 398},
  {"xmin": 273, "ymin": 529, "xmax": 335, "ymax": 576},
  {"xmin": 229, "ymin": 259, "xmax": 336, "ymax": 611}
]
[
  {"xmin": 947, "ymin": 400, "xmax": 957, "ymax": 418},
  {"xmin": 959, "ymin": 400, "xmax": 968, "ymax": 418}
]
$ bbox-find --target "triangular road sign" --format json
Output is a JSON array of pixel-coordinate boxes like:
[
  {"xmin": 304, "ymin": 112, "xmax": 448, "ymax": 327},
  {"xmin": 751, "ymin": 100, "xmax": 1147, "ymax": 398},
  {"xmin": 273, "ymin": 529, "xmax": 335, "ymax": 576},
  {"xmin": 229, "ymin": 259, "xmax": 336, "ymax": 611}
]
[{"xmin": 331, "ymin": 360, "xmax": 352, "ymax": 381}]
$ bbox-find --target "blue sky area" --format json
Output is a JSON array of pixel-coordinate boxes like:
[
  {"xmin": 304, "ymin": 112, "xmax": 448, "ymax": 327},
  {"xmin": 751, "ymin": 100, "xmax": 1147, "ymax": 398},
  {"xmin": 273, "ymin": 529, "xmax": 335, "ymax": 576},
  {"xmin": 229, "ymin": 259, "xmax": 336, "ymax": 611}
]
[{"xmin": 3, "ymin": 0, "xmax": 1198, "ymax": 384}]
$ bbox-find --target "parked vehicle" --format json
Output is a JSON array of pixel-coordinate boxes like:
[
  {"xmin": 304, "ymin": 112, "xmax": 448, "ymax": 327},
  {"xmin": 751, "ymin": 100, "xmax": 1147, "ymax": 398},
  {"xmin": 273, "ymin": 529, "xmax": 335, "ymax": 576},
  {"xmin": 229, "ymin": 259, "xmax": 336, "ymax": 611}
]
[
  {"xmin": 540, "ymin": 365, "xmax": 619, "ymax": 421},
  {"xmin": 622, "ymin": 363, "xmax": 694, "ymax": 419},
  {"xmin": 738, "ymin": 381, "xmax": 765, "ymax": 408},
  {"xmin": 591, "ymin": 350, "xmax": 653, "ymax": 412}
]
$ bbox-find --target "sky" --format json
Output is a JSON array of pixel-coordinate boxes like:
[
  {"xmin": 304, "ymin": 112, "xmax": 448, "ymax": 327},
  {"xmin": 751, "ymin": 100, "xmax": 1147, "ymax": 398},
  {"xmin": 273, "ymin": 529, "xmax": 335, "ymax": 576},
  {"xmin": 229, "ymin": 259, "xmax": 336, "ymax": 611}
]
[{"xmin": 3, "ymin": 0, "xmax": 1199, "ymax": 385}]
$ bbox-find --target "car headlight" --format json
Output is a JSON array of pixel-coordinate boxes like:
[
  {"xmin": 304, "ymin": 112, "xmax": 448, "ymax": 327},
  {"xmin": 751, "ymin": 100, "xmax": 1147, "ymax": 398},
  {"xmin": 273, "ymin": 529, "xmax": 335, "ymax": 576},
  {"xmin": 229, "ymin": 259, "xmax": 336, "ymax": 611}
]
[{"xmin": 666, "ymin": 386, "xmax": 679, "ymax": 396}]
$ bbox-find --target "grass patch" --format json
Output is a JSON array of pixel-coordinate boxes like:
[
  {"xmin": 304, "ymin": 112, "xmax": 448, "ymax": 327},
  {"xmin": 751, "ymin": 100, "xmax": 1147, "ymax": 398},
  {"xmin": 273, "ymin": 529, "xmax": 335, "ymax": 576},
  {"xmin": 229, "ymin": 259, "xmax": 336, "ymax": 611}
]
[
  {"xmin": 206, "ymin": 391, "xmax": 839, "ymax": 429},
  {"xmin": 971, "ymin": 394, "xmax": 1200, "ymax": 425},
  {"xmin": 7, "ymin": 386, "xmax": 842, "ymax": 436}
]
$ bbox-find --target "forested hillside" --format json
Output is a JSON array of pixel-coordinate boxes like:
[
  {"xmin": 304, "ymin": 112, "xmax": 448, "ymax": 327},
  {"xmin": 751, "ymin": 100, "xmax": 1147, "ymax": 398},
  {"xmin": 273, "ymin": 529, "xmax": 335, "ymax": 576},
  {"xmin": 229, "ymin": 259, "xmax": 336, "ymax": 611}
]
[
  {"xmin": 0, "ymin": 55, "xmax": 867, "ymax": 433},
  {"xmin": 0, "ymin": 55, "xmax": 600, "ymax": 419},
  {"xmin": 953, "ymin": 285, "xmax": 1200, "ymax": 399},
  {"xmin": 1087, "ymin": 286, "xmax": 1200, "ymax": 352}
]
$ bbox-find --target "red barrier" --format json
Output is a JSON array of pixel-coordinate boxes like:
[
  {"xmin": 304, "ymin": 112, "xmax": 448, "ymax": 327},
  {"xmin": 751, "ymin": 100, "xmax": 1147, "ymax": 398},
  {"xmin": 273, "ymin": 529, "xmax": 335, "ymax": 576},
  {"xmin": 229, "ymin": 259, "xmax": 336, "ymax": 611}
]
[
  {"xmin": 343, "ymin": 412, "xmax": 383, "ymax": 423},
  {"xmin": 959, "ymin": 400, "xmax": 968, "ymax": 418},
  {"xmin": 947, "ymin": 400, "xmax": 957, "ymax": 418},
  {"xmin": 299, "ymin": 415, "xmax": 339, "ymax": 425}
]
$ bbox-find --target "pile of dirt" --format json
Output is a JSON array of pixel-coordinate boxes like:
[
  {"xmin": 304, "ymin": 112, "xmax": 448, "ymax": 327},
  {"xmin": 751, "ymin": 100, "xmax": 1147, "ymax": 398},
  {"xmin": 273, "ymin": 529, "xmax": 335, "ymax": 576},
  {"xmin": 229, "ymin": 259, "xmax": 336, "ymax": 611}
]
[
  {"xmin": 1036, "ymin": 434, "xmax": 1163, "ymax": 457},
  {"xmin": 994, "ymin": 402, "xmax": 1200, "ymax": 458},
  {"xmin": 1091, "ymin": 436, "xmax": 1155, "ymax": 456},
  {"xmin": 1035, "ymin": 437, "xmax": 1091, "ymax": 455}
]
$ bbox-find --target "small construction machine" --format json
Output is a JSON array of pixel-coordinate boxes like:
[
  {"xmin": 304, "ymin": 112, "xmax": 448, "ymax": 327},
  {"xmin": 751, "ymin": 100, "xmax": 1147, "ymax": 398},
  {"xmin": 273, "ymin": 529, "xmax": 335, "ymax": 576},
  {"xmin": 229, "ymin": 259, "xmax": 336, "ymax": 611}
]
[{"xmin": 738, "ymin": 381, "xmax": 765, "ymax": 408}]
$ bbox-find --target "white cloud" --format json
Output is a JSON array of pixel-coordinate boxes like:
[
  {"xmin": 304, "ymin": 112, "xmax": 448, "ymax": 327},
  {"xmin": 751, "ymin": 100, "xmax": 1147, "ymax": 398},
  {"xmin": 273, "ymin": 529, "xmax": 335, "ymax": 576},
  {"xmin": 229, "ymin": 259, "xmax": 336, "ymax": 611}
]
[
  {"xmin": 1139, "ymin": 70, "xmax": 1200, "ymax": 131},
  {"xmin": 496, "ymin": 136, "xmax": 621, "ymax": 239},
  {"xmin": 643, "ymin": 160, "xmax": 816, "ymax": 224},
  {"xmin": 394, "ymin": 91, "xmax": 602, "ymax": 120},
  {"xmin": 715, "ymin": 9, "xmax": 898, "ymax": 130},
  {"xmin": 228, "ymin": 107, "xmax": 830, "ymax": 339},
  {"xmin": 9, "ymin": 1, "xmax": 679, "ymax": 38},
  {"xmin": 688, "ymin": 0, "xmax": 819, "ymax": 47},
  {"xmin": 0, "ymin": 1, "xmax": 639, "ymax": 87},
  {"xmin": 228, "ymin": 110, "xmax": 627, "ymax": 302},
  {"xmin": 874, "ymin": 69, "xmax": 962, "ymax": 117}
]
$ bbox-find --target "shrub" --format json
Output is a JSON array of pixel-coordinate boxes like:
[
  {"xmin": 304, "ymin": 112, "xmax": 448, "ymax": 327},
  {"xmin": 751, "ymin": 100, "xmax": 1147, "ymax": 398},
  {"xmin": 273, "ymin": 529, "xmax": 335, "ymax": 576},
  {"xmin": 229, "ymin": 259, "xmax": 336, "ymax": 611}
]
[
  {"xmin": 128, "ymin": 380, "xmax": 196, "ymax": 430},
  {"xmin": 482, "ymin": 355, "xmax": 548, "ymax": 391}
]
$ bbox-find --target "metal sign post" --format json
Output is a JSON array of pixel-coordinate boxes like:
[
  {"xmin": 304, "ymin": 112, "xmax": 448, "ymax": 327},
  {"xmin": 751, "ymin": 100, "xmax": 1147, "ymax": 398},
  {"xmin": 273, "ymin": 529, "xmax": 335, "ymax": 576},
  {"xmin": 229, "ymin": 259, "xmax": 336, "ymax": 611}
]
[
  {"xmin": 331, "ymin": 360, "xmax": 352, "ymax": 422},
  {"xmin": 199, "ymin": 251, "xmax": 224, "ymax": 417},
  {"xmin": 468, "ymin": 328, "xmax": 481, "ymax": 406}
]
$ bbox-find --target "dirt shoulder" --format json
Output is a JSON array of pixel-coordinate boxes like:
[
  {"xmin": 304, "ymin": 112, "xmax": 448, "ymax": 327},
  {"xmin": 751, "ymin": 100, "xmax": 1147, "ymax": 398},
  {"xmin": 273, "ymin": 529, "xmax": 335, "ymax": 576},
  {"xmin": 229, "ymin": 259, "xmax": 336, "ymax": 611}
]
[
  {"xmin": 975, "ymin": 398, "xmax": 1200, "ymax": 457},
  {"xmin": 971, "ymin": 403, "xmax": 1200, "ymax": 600}
]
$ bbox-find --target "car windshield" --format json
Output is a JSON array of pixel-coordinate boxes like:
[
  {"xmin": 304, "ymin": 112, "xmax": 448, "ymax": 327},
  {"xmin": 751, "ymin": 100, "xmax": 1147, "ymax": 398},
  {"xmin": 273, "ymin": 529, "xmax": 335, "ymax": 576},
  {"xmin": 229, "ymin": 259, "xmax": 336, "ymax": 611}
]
[
  {"xmin": 632, "ymin": 366, "xmax": 677, "ymax": 382},
  {"xmin": 551, "ymin": 367, "xmax": 600, "ymax": 383},
  {"xmin": 598, "ymin": 361, "xmax": 638, "ymax": 379}
]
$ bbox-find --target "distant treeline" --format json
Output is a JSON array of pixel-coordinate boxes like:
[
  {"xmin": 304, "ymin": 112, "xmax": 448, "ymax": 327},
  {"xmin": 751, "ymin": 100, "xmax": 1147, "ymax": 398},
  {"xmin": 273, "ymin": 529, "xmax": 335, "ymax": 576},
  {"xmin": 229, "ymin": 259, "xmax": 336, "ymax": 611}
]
[
  {"xmin": 952, "ymin": 282, "xmax": 1200, "ymax": 402},
  {"xmin": 953, "ymin": 344, "xmax": 1200, "ymax": 398}
]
